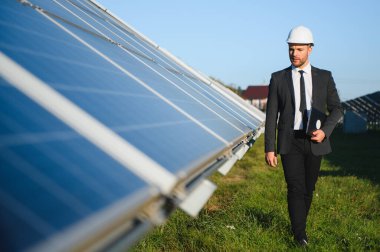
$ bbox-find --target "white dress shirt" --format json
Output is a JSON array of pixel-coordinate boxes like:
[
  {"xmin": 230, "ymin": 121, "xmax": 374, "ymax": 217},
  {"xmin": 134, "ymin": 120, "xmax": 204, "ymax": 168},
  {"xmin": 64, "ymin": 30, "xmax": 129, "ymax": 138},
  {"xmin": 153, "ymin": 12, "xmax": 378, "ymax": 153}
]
[{"xmin": 292, "ymin": 63, "xmax": 312, "ymax": 130}]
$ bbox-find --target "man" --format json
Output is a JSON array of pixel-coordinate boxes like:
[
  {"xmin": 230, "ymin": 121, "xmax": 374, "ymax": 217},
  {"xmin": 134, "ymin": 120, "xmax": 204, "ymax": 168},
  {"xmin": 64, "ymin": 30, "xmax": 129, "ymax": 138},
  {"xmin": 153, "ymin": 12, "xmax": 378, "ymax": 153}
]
[{"xmin": 265, "ymin": 26, "xmax": 343, "ymax": 246}]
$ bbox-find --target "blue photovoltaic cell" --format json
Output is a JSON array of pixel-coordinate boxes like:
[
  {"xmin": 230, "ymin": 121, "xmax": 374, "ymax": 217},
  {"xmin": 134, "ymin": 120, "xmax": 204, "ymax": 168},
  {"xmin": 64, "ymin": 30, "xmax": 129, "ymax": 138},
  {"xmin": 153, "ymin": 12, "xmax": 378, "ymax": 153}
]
[
  {"xmin": 62, "ymin": 0, "xmax": 263, "ymax": 129},
  {"xmin": 0, "ymin": 1, "xmax": 227, "ymax": 174},
  {"xmin": 0, "ymin": 78, "xmax": 150, "ymax": 251},
  {"xmin": 31, "ymin": 0, "xmax": 257, "ymax": 138},
  {"xmin": 65, "ymin": 0, "xmax": 263, "ymax": 133},
  {"xmin": 26, "ymin": 0, "xmax": 248, "ymax": 142}
]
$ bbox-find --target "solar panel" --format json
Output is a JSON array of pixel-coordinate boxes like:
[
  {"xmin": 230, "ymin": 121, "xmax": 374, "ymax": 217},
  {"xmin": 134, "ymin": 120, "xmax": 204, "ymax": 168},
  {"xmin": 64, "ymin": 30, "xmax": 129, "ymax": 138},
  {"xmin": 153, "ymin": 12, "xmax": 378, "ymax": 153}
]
[
  {"xmin": 0, "ymin": 77, "xmax": 159, "ymax": 251},
  {"xmin": 342, "ymin": 91, "xmax": 380, "ymax": 128},
  {"xmin": 0, "ymin": 0, "xmax": 265, "ymax": 250}
]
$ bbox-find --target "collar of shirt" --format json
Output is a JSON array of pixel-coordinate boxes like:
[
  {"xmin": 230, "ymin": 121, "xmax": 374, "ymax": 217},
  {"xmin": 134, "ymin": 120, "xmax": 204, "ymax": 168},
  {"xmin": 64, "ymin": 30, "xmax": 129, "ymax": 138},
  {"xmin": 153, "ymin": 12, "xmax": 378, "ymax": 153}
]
[{"xmin": 291, "ymin": 63, "xmax": 311, "ymax": 75}]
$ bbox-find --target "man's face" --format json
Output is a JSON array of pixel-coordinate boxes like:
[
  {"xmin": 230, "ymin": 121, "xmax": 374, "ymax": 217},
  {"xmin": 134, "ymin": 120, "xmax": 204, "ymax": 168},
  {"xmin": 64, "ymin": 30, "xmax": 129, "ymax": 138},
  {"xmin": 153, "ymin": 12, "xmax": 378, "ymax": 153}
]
[{"xmin": 288, "ymin": 44, "xmax": 312, "ymax": 69}]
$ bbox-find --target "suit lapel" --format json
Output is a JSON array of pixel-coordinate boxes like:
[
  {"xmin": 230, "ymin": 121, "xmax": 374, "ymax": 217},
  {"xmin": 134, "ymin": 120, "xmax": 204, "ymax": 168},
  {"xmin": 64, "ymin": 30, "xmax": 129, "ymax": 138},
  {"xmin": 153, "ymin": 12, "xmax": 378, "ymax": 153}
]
[
  {"xmin": 285, "ymin": 67, "xmax": 295, "ymax": 110},
  {"xmin": 311, "ymin": 66, "xmax": 318, "ymax": 107}
]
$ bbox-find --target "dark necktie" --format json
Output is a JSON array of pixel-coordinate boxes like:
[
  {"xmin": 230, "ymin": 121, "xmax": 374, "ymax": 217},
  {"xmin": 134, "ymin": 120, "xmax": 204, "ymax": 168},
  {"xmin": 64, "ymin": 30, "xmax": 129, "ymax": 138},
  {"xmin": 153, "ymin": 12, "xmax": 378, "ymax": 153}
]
[{"xmin": 299, "ymin": 70, "xmax": 308, "ymax": 130}]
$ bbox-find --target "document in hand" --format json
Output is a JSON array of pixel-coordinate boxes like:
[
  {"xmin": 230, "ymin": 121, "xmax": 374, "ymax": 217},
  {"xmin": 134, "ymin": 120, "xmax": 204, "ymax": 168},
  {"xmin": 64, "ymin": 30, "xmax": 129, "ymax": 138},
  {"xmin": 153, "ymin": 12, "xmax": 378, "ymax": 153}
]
[{"xmin": 306, "ymin": 108, "xmax": 327, "ymax": 135}]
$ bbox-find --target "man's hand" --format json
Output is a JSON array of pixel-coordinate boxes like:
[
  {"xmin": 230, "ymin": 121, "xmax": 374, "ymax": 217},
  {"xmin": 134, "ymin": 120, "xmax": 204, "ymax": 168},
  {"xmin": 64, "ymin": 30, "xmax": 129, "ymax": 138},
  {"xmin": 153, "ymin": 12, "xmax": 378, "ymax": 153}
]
[
  {"xmin": 265, "ymin": 151, "xmax": 278, "ymax": 167},
  {"xmin": 311, "ymin": 129, "xmax": 326, "ymax": 143}
]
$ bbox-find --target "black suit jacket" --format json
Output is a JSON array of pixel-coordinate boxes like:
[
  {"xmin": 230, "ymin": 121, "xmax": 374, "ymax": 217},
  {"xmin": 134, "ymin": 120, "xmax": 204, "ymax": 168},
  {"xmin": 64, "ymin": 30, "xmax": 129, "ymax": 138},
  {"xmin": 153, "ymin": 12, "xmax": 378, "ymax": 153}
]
[{"xmin": 265, "ymin": 66, "xmax": 343, "ymax": 156}]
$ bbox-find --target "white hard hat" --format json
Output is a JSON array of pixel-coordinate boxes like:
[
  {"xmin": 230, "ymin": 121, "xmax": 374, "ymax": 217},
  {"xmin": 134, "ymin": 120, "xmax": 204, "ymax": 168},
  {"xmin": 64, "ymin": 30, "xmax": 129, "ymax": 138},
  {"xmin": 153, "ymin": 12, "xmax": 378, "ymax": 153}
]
[{"xmin": 287, "ymin": 26, "xmax": 314, "ymax": 45}]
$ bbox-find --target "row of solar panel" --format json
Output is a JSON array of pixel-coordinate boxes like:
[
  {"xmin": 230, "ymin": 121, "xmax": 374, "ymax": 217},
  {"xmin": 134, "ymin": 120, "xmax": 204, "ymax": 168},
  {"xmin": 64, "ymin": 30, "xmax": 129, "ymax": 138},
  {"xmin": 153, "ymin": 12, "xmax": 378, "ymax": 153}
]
[
  {"xmin": 0, "ymin": 0, "xmax": 265, "ymax": 251},
  {"xmin": 343, "ymin": 93, "xmax": 380, "ymax": 123}
]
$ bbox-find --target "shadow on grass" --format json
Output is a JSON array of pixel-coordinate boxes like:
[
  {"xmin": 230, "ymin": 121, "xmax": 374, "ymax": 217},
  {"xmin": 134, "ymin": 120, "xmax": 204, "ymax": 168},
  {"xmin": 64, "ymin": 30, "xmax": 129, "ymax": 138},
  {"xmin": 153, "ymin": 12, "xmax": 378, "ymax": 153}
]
[
  {"xmin": 244, "ymin": 207, "xmax": 299, "ymax": 247},
  {"xmin": 322, "ymin": 128, "xmax": 380, "ymax": 185},
  {"xmin": 244, "ymin": 207, "xmax": 287, "ymax": 229}
]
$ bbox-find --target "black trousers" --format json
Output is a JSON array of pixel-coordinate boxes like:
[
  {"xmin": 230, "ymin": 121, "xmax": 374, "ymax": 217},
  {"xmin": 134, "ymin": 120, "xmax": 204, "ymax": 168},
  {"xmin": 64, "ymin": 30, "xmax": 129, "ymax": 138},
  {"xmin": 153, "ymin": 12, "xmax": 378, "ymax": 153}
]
[{"xmin": 281, "ymin": 130, "xmax": 322, "ymax": 240}]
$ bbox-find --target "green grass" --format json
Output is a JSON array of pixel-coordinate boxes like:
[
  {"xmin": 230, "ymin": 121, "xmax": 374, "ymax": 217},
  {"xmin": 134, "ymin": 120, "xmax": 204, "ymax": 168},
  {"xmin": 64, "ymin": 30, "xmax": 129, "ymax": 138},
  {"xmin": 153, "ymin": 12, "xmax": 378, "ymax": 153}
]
[{"xmin": 132, "ymin": 130, "xmax": 380, "ymax": 251}]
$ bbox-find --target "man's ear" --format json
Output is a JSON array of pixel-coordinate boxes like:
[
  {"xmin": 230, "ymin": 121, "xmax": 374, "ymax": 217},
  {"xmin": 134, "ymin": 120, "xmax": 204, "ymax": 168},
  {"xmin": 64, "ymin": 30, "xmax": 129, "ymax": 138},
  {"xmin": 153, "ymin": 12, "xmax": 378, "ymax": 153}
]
[{"xmin": 308, "ymin": 45, "xmax": 313, "ymax": 55}]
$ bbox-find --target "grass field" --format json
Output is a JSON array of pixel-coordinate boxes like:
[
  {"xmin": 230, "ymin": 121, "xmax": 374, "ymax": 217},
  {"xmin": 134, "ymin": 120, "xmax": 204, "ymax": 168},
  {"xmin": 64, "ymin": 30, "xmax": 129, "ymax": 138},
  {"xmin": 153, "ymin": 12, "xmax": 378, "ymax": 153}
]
[{"xmin": 132, "ymin": 129, "xmax": 380, "ymax": 251}]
